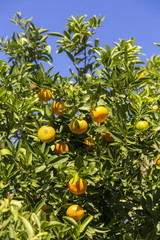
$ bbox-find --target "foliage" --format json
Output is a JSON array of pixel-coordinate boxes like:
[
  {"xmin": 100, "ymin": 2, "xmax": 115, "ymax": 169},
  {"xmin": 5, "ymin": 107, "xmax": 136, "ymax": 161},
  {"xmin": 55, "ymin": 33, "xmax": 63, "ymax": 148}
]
[{"xmin": 1, "ymin": 12, "xmax": 160, "ymax": 239}]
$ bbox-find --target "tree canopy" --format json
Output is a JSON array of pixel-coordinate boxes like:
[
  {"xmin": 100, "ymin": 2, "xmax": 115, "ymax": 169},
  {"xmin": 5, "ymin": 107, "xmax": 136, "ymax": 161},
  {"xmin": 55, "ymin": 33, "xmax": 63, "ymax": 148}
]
[{"xmin": 1, "ymin": 12, "xmax": 160, "ymax": 240}]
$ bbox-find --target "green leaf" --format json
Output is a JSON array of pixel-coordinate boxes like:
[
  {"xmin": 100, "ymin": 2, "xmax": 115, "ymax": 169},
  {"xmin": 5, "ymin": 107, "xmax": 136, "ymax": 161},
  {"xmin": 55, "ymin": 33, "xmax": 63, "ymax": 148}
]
[
  {"xmin": 9, "ymin": 224, "xmax": 16, "ymax": 238},
  {"xmin": 72, "ymin": 172, "xmax": 79, "ymax": 184},
  {"xmin": 94, "ymin": 227, "xmax": 110, "ymax": 233},
  {"xmin": 80, "ymin": 215, "xmax": 93, "ymax": 233},
  {"xmin": 95, "ymin": 39, "xmax": 99, "ymax": 48},
  {"xmin": 79, "ymin": 103, "xmax": 91, "ymax": 111},
  {"xmin": 15, "ymin": 139, "xmax": 22, "ymax": 159},
  {"xmin": 33, "ymin": 198, "xmax": 46, "ymax": 214},
  {"xmin": 0, "ymin": 60, "xmax": 3, "ymax": 70},
  {"xmin": 20, "ymin": 216, "xmax": 34, "ymax": 239},
  {"xmin": 25, "ymin": 192, "xmax": 35, "ymax": 207},
  {"xmin": 51, "ymin": 156, "xmax": 69, "ymax": 168},
  {"xmin": 66, "ymin": 51, "xmax": 74, "ymax": 62},
  {"xmin": 35, "ymin": 164, "xmax": 46, "ymax": 173},
  {"xmin": 47, "ymin": 221, "xmax": 65, "ymax": 228},
  {"xmin": 145, "ymin": 231, "xmax": 157, "ymax": 240},
  {"xmin": 136, "ymin": 234, "xmax": 143, "ymax": 240},
  {"xmin": 1, "ymin": 148, "xmax": 12, "ymax": 155},
  {"xmin": 123, "ymin": 233, "xmax": 134, "ymax": 240},
  {"xmin": 26, "ymin": 152, "xmax": 32, "ymax": 165},
  {"xmin": 154, "ymin": 42, "xmax": 160, "ymax": 47},
  {"xmin": 75, "ymin": 155, "xmax": 84, "ymax": 169},
  {"xmin": 149, "ymin": 69, "xmax": 160, "ymax": 78},
  {"xmin": 49, "ymin": 32, "xmax": 64, "ymax": 37},
  {"xmin": 40, "ymin": 35, "xmax": 48, "ymax": 43},
  {"xmin": 45, "ymin": 105, "xmax": 54, "ymax": 119},
  {"xmin": 40, "ymin": 142, "xmax": 46, "ymax": 154},
  {"xmin": 13, "ymin": 95, "xmax": 19, "ymax": 109},
  {"xmin": 63, "ymin": 216, "xmax": 78, "ymax": 227}
]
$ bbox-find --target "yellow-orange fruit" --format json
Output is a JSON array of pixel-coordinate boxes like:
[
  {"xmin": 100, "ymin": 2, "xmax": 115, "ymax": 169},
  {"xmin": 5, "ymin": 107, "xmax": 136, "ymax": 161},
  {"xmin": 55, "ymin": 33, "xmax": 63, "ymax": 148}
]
[
  {"xmin": 101, "ymin": 132, "xmax": 114, "ymax": 142},
  {"xmin": 66, "ymin": 204, "xmax": 84, "ymax": 221},
  {"xmin": 38, "ymin": 126, "xmax": 55, "ymax": 143},
  {"xmin": 151, "ymin": 105, "xmax": 159, "ymax": 111},
  {"xmin": 51, "ymin": 100, "xmax": 67, "ymax": 116},
  {"xmin": 69, "ymin": 119, "xmax": 88, "ymax": 134},
  {"xmin": 138, "ymin": 70, "xmax": 146, "ymax": 78},
  {"xmin": 68, "ymin": 177, "xmax": 87, "ymax": 195},
  {"xmin": 84, "ymin": 135, "xmax": 95, "ymax": 150},
  {"xmin": 135, "ymin": 121, "xmax": 149, "ymax": 131},
  {"xmin": 156, "ymin": 155, "xmax": 160, "ymax": 166},
  {"xmin": 54, "ymin": 142, "xmax": 69, "ymax": 155},
  {"xmin": 91, "ymin": 106, "xmax": 108, "ymax": 123},
  {"xmin": 38, "ymin": 89, "xmax": 52, "ymax": 101}
]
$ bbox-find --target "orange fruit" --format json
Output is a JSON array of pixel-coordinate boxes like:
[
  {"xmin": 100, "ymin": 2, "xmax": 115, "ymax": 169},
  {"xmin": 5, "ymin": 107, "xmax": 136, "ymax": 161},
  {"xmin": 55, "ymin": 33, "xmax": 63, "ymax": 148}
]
[
  {"xmin": 38, "ymin": 89, "xmax": 52, "ymax": 101},
  {"xmin": 66, "ymin": 204, "xmax": 84, "ymax": 221},
  {"xmin": 68, "ymin": 177, "xmax": 87, "ymax": 195},
  {"xmin": 54, "ymin": 142, "xmax": 69, "ymax": 155},
  {"xmin": 38, "ymin": 126, "xmax": 55, "ymax": 143},
  {"xmin": 135, "ymin": 121, "xmax": 149, "ymax": 131},
  {"xmin": 157, "ymin": 159, "xmax": 160, "ymax": 166},
  {"xmin": 156, "ymin": 155, "xmax": 160, "ymax": 166},
  {"xmin": 51, "ymin": 100, "xmax": 67, "ymax": 116},
  {"xmin": 69, "ymin": 119, "xmax": 88, "ymax": 134},
  {"xmin": 84, "ymin": 135, "xmax": 95, "ymax": 150},
  {"xmin": 91, "ymin": 106, "xmax": 108, "ymax": 123},
  {"xmin": 101, "ymin": 132, "xmax": 114, "ymax": 142},
  {"xmin": 138, "ymin": 70, "xmax": 146, "ymax": 78},
  {"xmin": 151, "ymin": 105, "xmax": 159, "ymax": 111},
  {"xmin": 84, "ymin": 140, "xmax": 94, "ymax": 150}
]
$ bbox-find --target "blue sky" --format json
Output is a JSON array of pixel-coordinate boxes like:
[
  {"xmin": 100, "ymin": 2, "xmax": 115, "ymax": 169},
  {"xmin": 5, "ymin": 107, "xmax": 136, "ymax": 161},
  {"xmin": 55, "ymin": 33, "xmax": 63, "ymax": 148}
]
[{"xmin": 1, "ymin": 0, "xmax": 160, "ymax": 76}]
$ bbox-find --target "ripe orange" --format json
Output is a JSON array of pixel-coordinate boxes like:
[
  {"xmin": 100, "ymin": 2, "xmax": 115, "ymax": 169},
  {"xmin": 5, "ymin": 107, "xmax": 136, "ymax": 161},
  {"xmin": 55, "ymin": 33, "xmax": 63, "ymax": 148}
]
[
  {"xmin": 68, "ymin": 177, "xmax": 87, "ymax": 195},
  {"xmin": 38, "ymin": 126, "xmax": 55, "ymax": 143},
  {"xmin": 156, "ymin": 155, "xmax": 160, "ymax": 166},
  {"xmin": 69, "ymin": 119, "xmax": 88, "ymax": 134},
  {"xmin": 54, "ymin": 142, "xmax": 69, "ymax": 155},
  {"xmin": 84, "ymin": 135, "xmax": 95, "ymax": 150},
  {"xmin": 91, "ymin": 106, "xmax": 108, "ymax": 123},
  {"xmin": 138, "ymin": 70, "xmax": 146, "ymax": 78},
  {"xmin": 101, "ymin": 132, "xmax": 114, "ymax": 142},
  {"xmin": 66, "ymin": 204, "xmax": 84, "ymax": 221},
  {"xmin": 151, "ymin": 105, "xmax": 159, "ymax": 111},
  {"xmin": 84, "ymin": 139, "xmax": 94, "ymax": 150},
  {"xmin": 38, "ymin": 89, "xmax": 52, "ymax": 101},
  {"xmin": 135, "ymin": 121, "xmax": 149, "ymax": 131},
  {"xmin": 51, "ymin": 100, "xmax": 67, "ymax": 116}
]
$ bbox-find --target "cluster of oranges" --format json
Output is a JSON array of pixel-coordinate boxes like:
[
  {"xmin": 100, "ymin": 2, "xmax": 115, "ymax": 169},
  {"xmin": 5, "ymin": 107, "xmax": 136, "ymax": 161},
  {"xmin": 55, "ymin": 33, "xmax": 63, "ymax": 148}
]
[
  {"xmin": 42, "ymin": 177, "xmax": 87, "ymax": 221},
  {"xmin": 36, "ymin": 89, "xmax": 113, "ymax": 221},
  {"xmin": 37, "ymin": 89, "xmax": 114, "ymax": 154},
  {"xmin": 34, "ymin": 84, "xmax": 159, "ymax": 220}
]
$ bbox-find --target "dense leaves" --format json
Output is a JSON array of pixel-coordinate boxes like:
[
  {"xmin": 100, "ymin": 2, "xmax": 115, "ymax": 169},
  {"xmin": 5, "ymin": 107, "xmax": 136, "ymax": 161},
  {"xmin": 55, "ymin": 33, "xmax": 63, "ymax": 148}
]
[{"xmin": 1, "ymin": 12, "xmax": 160, "ymax": 239}]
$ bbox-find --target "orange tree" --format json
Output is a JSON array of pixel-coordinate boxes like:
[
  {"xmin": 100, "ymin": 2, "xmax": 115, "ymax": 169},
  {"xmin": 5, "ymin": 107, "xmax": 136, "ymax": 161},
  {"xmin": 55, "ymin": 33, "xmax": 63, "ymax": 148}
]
[{"xmin": 1, "ymin": 12, "xmax": 160, "ymax": 240}]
